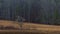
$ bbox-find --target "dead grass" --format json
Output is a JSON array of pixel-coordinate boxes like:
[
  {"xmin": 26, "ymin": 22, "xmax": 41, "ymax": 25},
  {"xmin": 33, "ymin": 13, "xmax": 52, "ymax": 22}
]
[{"xmin": 0, "ymin": 20, "xmax": 60, "ymax": 34}]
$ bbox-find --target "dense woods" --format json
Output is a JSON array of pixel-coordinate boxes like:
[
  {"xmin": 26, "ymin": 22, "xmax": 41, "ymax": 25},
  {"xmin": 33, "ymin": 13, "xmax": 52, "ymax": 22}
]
[{"xmin": 0, "ymin": 0, "xmax": 60, "ymax": 25}]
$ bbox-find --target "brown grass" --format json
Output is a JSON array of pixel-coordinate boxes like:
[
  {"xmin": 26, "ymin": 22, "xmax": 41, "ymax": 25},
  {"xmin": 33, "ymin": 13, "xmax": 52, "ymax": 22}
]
[{"xmin": 0, "ymin": 20, "xmax": 60, "ymax": 34}]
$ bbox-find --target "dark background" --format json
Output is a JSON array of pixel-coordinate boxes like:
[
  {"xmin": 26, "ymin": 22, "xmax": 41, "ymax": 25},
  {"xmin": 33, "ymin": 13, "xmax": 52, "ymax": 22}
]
[{"xmin": 0, "ymin": 0, "xmax": 60, "ymax": 25}]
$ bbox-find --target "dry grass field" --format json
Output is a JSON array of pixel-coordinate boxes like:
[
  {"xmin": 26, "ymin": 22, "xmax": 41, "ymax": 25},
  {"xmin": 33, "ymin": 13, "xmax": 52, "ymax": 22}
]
[{"xmin": 0, "ymin": 20, "xmax": 60, "ymax": 34}]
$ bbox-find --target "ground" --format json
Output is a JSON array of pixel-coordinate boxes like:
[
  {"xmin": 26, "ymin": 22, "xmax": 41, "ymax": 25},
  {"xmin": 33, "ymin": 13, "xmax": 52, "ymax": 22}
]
[{"xmin": 0, "ymin": 20, "xmax": 60, "ymax": 34}]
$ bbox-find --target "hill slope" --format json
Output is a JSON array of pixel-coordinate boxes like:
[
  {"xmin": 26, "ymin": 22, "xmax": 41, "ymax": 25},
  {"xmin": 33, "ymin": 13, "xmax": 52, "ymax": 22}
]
[{"xmin": 0, "ymin": 20, "xmax": 60, "ymax": 34}]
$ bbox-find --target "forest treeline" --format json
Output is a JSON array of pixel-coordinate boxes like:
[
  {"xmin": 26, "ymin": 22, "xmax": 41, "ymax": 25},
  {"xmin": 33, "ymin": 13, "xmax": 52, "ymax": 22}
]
[{"xmin": 0, "ymin": 0, "xmax": 60, "ymax": 25}]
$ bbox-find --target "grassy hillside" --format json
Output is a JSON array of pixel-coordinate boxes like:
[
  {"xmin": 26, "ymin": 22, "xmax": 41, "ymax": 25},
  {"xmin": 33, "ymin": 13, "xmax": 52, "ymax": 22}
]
[{"xmin": 0, "ymin": 20, "xmax": 60, "ymax": 34}]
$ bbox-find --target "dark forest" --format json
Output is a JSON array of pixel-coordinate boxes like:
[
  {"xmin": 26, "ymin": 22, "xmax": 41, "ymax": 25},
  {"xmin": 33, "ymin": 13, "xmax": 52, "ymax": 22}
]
[{"xmin": 0, "ymin": 0, "xmax": 60, "ymax": 25}]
